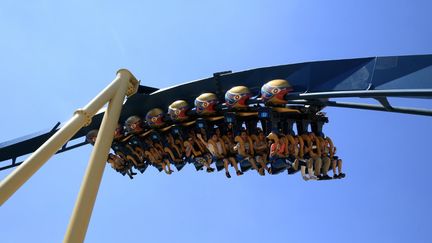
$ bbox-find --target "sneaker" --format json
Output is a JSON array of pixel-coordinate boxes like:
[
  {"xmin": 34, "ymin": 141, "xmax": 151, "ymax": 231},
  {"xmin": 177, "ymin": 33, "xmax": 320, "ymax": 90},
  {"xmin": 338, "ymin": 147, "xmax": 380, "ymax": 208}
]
[
  {"xmin": 321, "ymin": 175, "xmax": 332, "ymax": 180},
  {"xmin": 225, "ymin": 172, "xmax": 231, "ymax": 178},
  {"xmin": 309, "ymin": 175, "xmax": 318, "ymax": 180},
  {"xmin": 207, "ymin": 167, "xmax": 215, "ymax": 173},
  {"xmin": 333, "ymin": 174, "xmax": 339, "ymax": 179},
  {"xmin": 302, "ymin": 175, "xmax": 310, "ymax": 181},
  {"xmin": 338, "ymin": 173, "xmax": 346, "ymax": 179},
  {"xmin": 236, "ymin": 170, "xmax": 243, "ymax": 176}
]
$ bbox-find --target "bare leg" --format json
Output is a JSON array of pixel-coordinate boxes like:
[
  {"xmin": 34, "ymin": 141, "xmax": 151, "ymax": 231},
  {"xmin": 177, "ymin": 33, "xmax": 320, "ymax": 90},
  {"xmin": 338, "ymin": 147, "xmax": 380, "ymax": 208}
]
[
  {"xmin": 162, "ymin": 161, "xmax": 172, "ymax": 175},
  {"xmin": 229, "ymin": 157, "xmax": 240, "ymax": 172},
  {"xmin": 127, "ymin": 155, "xmax": 140, "ymax": 167},
  {"xmin": 223, "ymin": 159, "xmax": 229, "ymax": 173},
  {"xmin": 293, "ymin": 159, "xmax": 299, "ymax": 171},
  {"xmin": 161, "ymin": 162, "xmax": 169, "ymax": 174},
  {"xmin": 307, "ymin": 159, "xmax": 317, "ymax": 179},
  {"xmin": 165, "ymin": 159, "xmax": 173, "ymax": 173},
  {"xmin": 249, "ymin": 158, "xmax": 263, "ymax": 175},
  {"xmin": 229, "ymin": 157, "xmax": 243, "ymax": 175},
  {"xmin": 322, "ymin": 157, "xmax": 331, "ymax": 176},
  {"xmin": 338, "ymin": 159, "xmax": 343, "ymax": 174},
  {"xmin": 314, "ymin": 157, "xmax": 322, "ymax": 177},
  {"xmin": 300, "ymin": 166, "xmax": 309, "ymax": 181},
  {"xmin": 204, "ymin": 157, "xmax": 215, "ymax": 172},
  {"xmin": 332, "ymin": 160, "xmax": 337, "ymax": 175},
  {"xmin": 258, "ymin": 156, "xmax": 269, "ymax": 173}
]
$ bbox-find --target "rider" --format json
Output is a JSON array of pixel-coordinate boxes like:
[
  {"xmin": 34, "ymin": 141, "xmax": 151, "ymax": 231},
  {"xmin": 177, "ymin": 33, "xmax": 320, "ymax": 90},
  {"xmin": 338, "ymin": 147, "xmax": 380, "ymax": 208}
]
[
  {"xmin": 300, "ymin": 133, "xmax": 318, "ymax": 180},
  {"xmin": 107, "ymin": 153, "xmax": 136, "ymax": 179},
  {"xmin": 184, "ymin": 130, "xmax": 215, "ymax": 172},
  {"xmin": 235, "ymin": 129, "xmax": 263, "ymax": 175},
  {"xmin": 267, "ymin": 131, "xmax": 289, "ymax": 174},
  {"xmin": 253, "ymin": 130, "xmax": 271, "ymax": 174},
  {"xmin": 197, "ymin": 132, "xmax": 243, "ymax": 178},
  {"xmin": 323, "ymin": 136, "xmax": 345, "ymax": 179}
]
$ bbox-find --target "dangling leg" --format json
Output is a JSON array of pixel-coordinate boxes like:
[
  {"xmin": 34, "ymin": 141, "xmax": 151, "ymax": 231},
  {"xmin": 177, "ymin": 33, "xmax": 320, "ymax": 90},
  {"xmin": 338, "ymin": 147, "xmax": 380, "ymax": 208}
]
[
  {"xmin": 338, "ymin": 159, "xmax": 345, "ymax": 178},
  {"xmin": 301, "ymin": 165, "xmax": 309, "ymax": 181},
  {"xmin": 293, "ymin": 158, "xmax": 299, "ymax": 171},
  {"xmin": 308, "ymin": 158, "xmax": 317, "ymax": 180},
  {"xmin": 204, "ymin": 154, "xmax": 215, "ymax": 172},
  {"xmin": 165, "ymin": 159, "xmax": 173, "ymax": 174},
  {"xmin": 229, "ymin": 157, "xmax": 243, "ymax": 176},
  {"xmin": 314, "ymin": 157, "xmax": 322, "ymax": 177},
  {"xmin": 223, "ymin": 159, "xmax": 231, "ymax": 178},
  {"xmin": 162, "ymin": 161, "xmax": 172, "ymax": 175},
  {"xmin": 256, "ymin": 156, "xmax": 266, "ymax": 175},
  {"xmin": 250, "ymin": 158, "xmax": 263, "ymax": 176},
  {"xmin": 322, "ymin": 157, "xmax": 331, "ymax": 179},
  {"xmin": 332, "ymin": 159, "xmax": 338, "ymax": 178}
]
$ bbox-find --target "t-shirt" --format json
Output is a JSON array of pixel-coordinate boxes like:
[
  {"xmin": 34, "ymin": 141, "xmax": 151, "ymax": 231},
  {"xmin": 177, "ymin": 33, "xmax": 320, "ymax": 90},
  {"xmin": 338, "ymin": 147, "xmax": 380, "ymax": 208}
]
[
  {"xmin": 208, "ymin": 141, "xmax": 223, "ymax": 157},
  {"xmin": 270, "ymin": 142, "xmax": 286, "ymax": 156}
]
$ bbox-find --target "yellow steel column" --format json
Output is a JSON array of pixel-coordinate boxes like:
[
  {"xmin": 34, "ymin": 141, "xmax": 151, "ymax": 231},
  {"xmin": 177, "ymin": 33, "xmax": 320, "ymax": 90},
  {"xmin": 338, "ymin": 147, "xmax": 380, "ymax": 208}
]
[
  {"xmin": 0, "ymin": 69, "xmax": 138, "ymax": 206},
  {"xmin": 63, "ymin": 69, "xmax": 137, "ymax": 243}
]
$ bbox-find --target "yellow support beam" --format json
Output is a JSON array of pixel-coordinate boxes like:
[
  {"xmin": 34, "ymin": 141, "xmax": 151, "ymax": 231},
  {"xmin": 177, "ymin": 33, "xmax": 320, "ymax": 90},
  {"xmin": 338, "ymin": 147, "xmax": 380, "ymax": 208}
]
[{"xmin": 63, "ymin": 69, "xmax": 136, "ymax": 243}]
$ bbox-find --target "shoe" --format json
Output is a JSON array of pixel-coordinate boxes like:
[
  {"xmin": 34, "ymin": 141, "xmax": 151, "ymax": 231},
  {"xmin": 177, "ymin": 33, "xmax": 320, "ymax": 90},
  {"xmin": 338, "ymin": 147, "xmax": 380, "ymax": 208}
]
[
  {"xmin": 236, "ymin": 170, "xmax": 243, "ymax": 176},
  {"xmin": 309, "ymin": 175, "xmax": 318, "ymax": 180},
  {"xmin": 207, "ymin": 167, "xmax": 215, "ymax": 173},
  {"xmin": 333, "ymin": 174, "xmax": 339, "ymax": 179},
  {"xmin": 225, "ymin": 172, "xmax": 231, "ymax": 178},
  {"xmin": 338, "ymin": 173, "xmax": 346, "ymax": 179},
  {"xmin": 322, "ymin": 175, "xmax": 332, "ymax": 180},
  {"xmin": 302, "ymin": 175, "xmax": 310, "ymax": 181},
  {"xmin": 317, "ymin": 175, "xmax": 323, "ymax": 180}
]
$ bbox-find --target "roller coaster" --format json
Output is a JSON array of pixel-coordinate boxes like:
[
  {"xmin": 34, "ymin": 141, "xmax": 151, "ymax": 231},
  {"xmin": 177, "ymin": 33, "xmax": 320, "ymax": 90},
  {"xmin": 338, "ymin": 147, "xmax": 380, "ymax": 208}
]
[{"xmin": 1, "ymin": 54, "xmax": 431, "ymax": 242}]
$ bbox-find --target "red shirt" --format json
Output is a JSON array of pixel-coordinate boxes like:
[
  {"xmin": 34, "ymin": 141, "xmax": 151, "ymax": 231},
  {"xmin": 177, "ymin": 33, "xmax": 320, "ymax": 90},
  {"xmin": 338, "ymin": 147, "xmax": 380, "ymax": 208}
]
[{"xmin": 270, "ymin": 142, "xmax": 286, "ymax": 156}]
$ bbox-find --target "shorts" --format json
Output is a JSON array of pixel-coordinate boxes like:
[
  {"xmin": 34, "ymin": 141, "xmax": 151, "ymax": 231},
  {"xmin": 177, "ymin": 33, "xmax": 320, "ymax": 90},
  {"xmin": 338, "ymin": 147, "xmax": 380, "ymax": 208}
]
[
  {"xmin": 287, "ymin": 155, "xmax": 296, "ymax": 163},
  {"xmin": 298, "ymin": 159, "xmax": 307, "ymax": 167},
  {"xmin": 195, "ymin": 157, "xmax": 207, "ymax": 165},
  {"xmin": 213, "ymin": 157, "xmax": 225, "ymax": 171},
  {"xmin": 236, "ymin": 154, "xmax": 250, "ymax": 162}
]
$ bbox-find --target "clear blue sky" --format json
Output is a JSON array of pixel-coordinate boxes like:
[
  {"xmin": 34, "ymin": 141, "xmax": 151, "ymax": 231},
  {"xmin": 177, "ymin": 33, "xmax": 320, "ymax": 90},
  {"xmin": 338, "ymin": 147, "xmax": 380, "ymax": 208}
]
[{"xmin": 1, "ymin": 1, "xmax": 432, "ymax": 242}]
